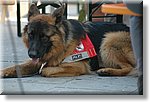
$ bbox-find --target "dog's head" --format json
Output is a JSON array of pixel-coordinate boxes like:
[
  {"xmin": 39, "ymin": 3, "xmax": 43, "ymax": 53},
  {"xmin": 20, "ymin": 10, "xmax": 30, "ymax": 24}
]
[{"xmin": 23, "ymin": 4, "xmax": 65, "ymax": 63}]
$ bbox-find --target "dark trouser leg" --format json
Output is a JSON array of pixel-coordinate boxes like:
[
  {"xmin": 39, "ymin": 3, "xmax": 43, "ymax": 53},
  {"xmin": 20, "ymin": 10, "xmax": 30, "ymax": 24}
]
[{"xmin": 130, "ymin": 16, "xmax": 143, "ymax": 95}]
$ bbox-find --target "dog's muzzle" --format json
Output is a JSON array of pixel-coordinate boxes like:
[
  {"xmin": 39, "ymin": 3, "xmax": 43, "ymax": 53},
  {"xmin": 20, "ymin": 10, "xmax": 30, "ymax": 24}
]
[
  {"xmin": 28, "ymin": 50, "xmax": 40, "ymax": 64},
  {"xmin": 28, "ymin": 50, "xmax": 38, "ymax": 58}
]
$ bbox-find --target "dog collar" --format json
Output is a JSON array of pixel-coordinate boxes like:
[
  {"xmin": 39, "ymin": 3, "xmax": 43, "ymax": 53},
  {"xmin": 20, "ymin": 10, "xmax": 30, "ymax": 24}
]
[
  {"xmin": 39, "ymin": 62, "xmax": 47, "ymax": 74},
  {"xmin": 62, "ymin": 34, "xmax": 97, "ymax": 63}
]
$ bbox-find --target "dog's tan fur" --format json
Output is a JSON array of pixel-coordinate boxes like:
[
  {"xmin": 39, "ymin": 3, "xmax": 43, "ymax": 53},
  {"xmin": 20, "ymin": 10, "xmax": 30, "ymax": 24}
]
[{"xmin": 97, "ymin": 31, "xmax": 136, "ymax": 76}]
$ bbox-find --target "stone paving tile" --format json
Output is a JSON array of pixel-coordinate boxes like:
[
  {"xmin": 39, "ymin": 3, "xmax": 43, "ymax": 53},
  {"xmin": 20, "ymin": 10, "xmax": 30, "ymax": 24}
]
[
  {"xmin": 48, "ymin": 87, "xmax": 138, "ymax": 95},
  {"xmin": 2, "ymin": 81, "xmax": 58, "ymax": 95},
  {"xmin": 1, "ymin": 74, "xmax": 138, "ymax": 95},
  {"xmin": 52, "ymin": 75, "xmax": 138, "ymax": 95}
]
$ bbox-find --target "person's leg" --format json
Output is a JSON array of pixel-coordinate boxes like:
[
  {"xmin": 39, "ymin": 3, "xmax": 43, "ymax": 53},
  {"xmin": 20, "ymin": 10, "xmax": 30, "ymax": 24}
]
[{"xmin": 130, "ymin": 16, "xmax": 143, "ymax": 95}]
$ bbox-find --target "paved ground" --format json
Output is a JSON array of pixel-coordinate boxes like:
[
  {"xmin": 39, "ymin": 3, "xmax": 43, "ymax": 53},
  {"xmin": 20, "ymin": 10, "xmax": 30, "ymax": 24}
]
[{"xmin": 0, "ymin": 21, "xmax": 138, "ymax": 95}]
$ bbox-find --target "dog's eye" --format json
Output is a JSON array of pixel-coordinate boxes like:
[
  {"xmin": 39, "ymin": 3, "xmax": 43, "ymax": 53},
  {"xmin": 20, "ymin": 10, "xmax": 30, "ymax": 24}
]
[
  {"xmin": 41, "ymin": 36, "xmax": 49, "ymax": 42},
  {"xmin": 28, "ymin": 33, "xmax": 33, "ymax": 39}
]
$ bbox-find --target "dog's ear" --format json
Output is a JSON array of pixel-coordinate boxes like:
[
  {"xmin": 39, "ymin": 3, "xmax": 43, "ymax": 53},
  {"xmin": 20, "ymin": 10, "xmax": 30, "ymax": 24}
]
[
  {"xmin": 52, "ymin": 5, "xmax": 65, "ymax": 25},
  {"xmin": 28, "ymin": 4, "xmax": 40, "ymax": 21}
]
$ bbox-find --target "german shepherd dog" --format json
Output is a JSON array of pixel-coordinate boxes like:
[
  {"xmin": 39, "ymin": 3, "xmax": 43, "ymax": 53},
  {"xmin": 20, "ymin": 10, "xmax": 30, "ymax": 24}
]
[{"xmin": 0, "ymin": 4, "xmax": 136, "ymax": 78}]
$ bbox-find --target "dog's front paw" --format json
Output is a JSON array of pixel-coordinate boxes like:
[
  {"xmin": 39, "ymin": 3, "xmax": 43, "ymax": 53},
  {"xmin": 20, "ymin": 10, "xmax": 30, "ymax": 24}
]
[
  {"xmin": 41, "ymin": 67, "xmax": 65, "ymax": 77},
  {"xmin": 0, "ymin": 69, "xmax": 16, "ymax": 78},
  {"xmin": 41, "ymin": 67, "xmax": 58, "ymax": 77},
  {"xmin": 0, "ymin": 70, "xmax": 4, "ymax": 78},
  {"xmin": 0, "ymin": 70, "xmax": 8, "ymax": 78},
  {"xmin": 41, "ymin": 68, "xmax": 51, "ymax": 77},
  {"xmin": 96, "ymin": 68, "xmax": 111, "ymax": 76}
]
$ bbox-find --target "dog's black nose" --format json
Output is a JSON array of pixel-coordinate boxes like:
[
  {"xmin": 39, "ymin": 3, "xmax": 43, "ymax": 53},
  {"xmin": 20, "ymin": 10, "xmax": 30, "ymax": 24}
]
[{"xmin": 28, "ymin": 50, "xmax": 38, "ymax": 58}]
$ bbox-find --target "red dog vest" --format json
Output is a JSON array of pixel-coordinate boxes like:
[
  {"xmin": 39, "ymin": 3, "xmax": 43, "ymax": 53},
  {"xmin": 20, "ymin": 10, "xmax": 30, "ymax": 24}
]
[{"xmin": 62, "ymin": 34, "xmax": 97, "ymax": 63}]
